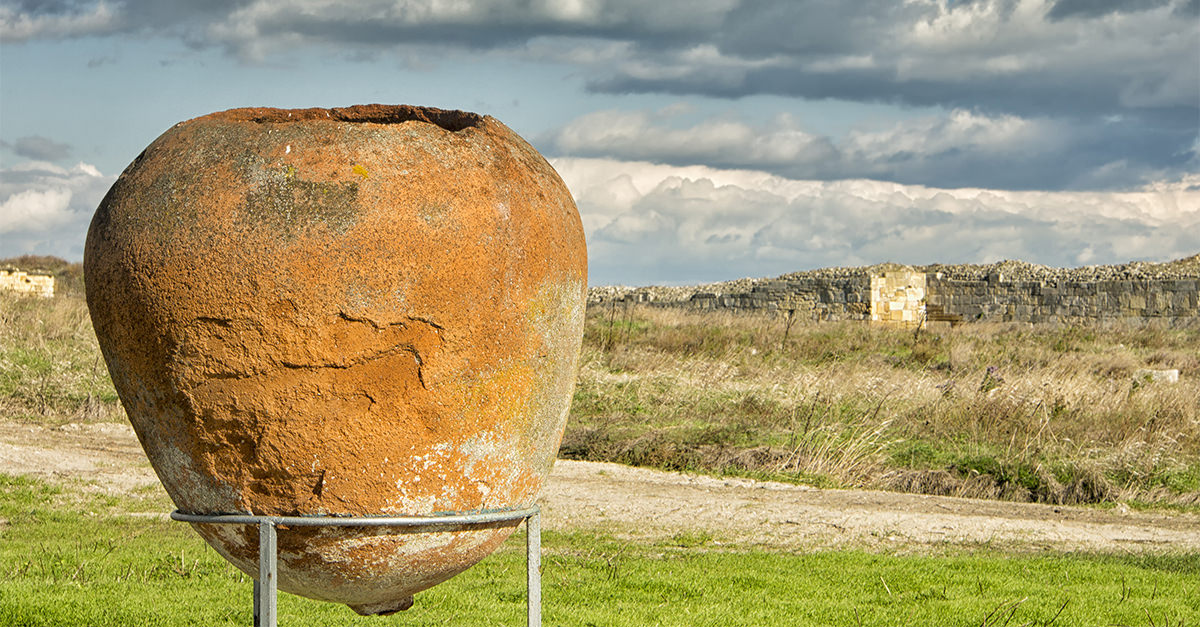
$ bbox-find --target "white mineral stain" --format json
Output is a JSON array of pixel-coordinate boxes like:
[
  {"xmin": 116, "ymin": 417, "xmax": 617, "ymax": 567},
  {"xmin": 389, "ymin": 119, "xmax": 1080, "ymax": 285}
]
[{"xmin": 155, "ymin": 442, "xmax": 241, "ymax": 511}]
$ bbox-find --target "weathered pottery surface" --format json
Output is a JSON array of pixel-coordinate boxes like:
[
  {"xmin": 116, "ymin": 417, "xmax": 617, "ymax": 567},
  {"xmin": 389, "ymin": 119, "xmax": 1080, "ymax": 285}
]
[{"xmin": 84, "ymin": 105, "xmax": 587, "ymax": 614}]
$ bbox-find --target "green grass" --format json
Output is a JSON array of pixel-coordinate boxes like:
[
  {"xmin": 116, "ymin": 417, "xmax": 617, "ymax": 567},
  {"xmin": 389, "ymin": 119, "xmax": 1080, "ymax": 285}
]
[{"xmin": 1, "ymin": 474, "xmax": 1197, "ymax": 626}]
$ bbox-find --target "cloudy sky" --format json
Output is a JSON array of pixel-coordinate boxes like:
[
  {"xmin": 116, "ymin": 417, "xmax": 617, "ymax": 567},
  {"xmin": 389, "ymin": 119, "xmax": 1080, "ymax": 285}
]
[{"xmin": 2, "ymin": 0, "xmax": 1197, "ymax": 285}]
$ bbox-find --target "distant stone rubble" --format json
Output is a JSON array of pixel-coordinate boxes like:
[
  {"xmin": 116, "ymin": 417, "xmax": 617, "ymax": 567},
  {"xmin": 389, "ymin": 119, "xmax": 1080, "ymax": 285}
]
[
  {"xmin": 588, "ymin": 255, "xmax": 1200, "ymax": 328},
  {"xmin": 0, "ymin": 267, "xmax": 55, "ymax": 298}
]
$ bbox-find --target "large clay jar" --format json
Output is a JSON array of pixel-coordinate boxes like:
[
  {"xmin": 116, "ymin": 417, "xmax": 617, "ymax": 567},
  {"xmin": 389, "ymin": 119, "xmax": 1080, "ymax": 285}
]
[{"xmin": 84, "ymin": 105, "xmax": 586, "ymax": 614}]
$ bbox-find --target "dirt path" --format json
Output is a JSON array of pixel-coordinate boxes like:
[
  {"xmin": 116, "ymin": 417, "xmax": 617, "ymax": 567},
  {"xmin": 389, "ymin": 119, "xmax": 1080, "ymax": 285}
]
[{"xmin": 2, "ymin": 421, "xmax": 1197, "ymax": 553}]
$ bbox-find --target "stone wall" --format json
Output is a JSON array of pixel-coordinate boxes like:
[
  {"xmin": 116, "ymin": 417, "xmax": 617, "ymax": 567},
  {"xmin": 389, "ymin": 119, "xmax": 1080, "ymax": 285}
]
[
  {"xmin": 588, "ymin": 256, "xmax": 1200, "ymax": 327},
  {"xmin": 925, "ymin": 273, "xmax": 1199, "ymax": 326},
  {"xmin": 0, "ymin": 268, "xmax": 55, "ymax": 298},
  {"xmin": 591, "ymin": 273, "xmax": 871, "ymax": 321}
]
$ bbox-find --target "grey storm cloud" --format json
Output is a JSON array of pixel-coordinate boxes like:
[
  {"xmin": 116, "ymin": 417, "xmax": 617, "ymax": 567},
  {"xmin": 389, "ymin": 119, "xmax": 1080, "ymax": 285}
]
[
  {"xmin": 1047, "ymin": 0, "xmax": 1175, "ymax": 19},
  {"xmin": 547, "ymin": 107, "xmax": 1196, "ymax": 191},
  {"xmin": 0, "ymin": 0, "xmax": 731, "ymax": 49},
  {"xmin": 229, "ymin": 1, "xmax": 729, "ymax": 50},
  {"xmin": 3, "ymin": 0, "xmax": 1194, "ymax": 191},
  {"xmin": 579, "ymin": 1, "xmax": 1197, "ymax": 118},
  {"xmin": 4, "ymin": 0, "xmax": 1194, "ymax": 116},
  {"xmin": 8, "ymin": 135, "xmax": 72, "ymax": 161}
]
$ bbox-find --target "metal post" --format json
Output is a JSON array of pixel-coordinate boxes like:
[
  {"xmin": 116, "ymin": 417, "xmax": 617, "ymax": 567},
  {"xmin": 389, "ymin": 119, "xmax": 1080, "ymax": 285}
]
[
  {"xmin": 526, "ymin": 510, "xmax": 541, "ymax": 627},
  {"xmin": 256, "ymin": 520, "xmax": 278, "ymax": 627}
]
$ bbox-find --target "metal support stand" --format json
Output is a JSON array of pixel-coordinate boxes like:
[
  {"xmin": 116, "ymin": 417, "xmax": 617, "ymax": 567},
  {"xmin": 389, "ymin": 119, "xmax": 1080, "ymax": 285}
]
[{"xmin": 171, "ymin": 506, "xmax": 541, "ymax": 627}]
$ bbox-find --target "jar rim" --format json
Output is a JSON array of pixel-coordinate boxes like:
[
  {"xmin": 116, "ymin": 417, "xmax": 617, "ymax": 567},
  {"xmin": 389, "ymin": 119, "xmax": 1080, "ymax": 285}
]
[{"xmin": 205, "ymin": 104, "xmax": 483, "ymax": 132}]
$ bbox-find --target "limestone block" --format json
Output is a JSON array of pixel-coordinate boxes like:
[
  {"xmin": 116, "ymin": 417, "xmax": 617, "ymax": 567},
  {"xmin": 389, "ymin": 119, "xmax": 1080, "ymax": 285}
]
[
  {"xmin": 1135, "ymin": 369, "xmax": 1180, "ymax": 384},
  {"xmin": 0, "ymin": 269, "xmax": 55, "ymax": 298}
]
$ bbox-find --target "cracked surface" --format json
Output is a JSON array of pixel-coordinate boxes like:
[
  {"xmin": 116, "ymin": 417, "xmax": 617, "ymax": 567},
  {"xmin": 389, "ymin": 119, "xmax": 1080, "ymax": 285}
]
[{"xmin": 83, "ymin": 104, "xmax": 587, "ymax": 612}]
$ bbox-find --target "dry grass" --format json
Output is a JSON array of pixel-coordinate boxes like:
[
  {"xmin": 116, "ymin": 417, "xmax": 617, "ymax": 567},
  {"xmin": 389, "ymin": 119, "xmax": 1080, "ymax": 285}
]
[
  {"xmin": 565, "ymin": 305, "xmax": 1200, "ymax": 508},
  {"xmin": 3, "ymin": 286, "xmax": 1196, "ymax": 509},
  {"xmin": 0, "ymin": 291, "xmax": 123, "ymax": 424}
]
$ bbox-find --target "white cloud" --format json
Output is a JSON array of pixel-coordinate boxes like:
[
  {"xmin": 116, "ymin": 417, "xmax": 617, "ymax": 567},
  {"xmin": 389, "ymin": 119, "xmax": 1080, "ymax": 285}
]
[
  {"xmin": 551, "ymin": 157, "xmax": 1200, "ymax": 285},
  {"xmin": 0, "ymin": 161, "xmax": 113, "ymax": 258},
  {"xmin": 549, "ymin": 106, "xmax": 1087, "ymax": 188},
  {"xmin": 0, "ymin": 188, "xmax": 73, "ymax": 234},
  {"xmin": 553, "ymin": 109, "xmax": 837, "ymax": 170},
  {"xmin": 844, "ymin": 109, "xmax": 1057, "ymax": 160}
]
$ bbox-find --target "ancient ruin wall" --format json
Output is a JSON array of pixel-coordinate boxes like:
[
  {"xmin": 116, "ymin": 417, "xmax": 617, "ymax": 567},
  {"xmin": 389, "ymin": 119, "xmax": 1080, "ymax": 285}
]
[
  {"xmin": 591, "ymin": 273, "xmax": 871, "ymax": 321},
  {"xmin": 870, "ymin": 271, "xmax": 926, "ymax": 325},
  {"xmin": 588, "ymin": 257, "xmax": 1200, "ymax": 327},
  {"xmin": 0, "ymin": 269, "xmax": 55, "ymax": 298},
  {"xmin": 924, "ymin": 273, "xmax": 1199, "ymax": 326}
]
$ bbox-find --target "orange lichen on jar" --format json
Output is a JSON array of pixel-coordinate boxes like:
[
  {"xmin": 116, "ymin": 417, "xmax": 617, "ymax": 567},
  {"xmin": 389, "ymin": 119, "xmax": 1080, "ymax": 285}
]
[{"xmin": 85, "ymin": 105, "xmax": 587, "ymax": 614}]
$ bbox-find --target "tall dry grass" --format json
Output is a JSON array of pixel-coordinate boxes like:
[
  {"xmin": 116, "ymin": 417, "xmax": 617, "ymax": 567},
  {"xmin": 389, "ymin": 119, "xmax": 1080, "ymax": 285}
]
[
  {"xmin": 3, "ymin": 288, "xmax": 1196, "ymax": 508},
  {"xmin": 564, "ymin": 305, "xmax": 1200, "ymax": 508},
  {"xmin": 0, "ymin": 291, "xmax": 123, "ymax": 424}
]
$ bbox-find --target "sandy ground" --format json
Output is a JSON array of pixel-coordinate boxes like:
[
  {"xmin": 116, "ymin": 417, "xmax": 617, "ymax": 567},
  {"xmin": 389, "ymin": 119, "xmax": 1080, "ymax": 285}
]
[{"xmin": 2, "ymin": 420, "xmax": 1197, "ymax": 553}]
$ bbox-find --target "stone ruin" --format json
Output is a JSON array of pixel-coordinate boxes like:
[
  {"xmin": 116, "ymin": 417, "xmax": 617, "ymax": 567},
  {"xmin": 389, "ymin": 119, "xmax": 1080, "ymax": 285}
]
[
  {"xmin": 588, "ymin": 256, "xmax": 1200, "ymax": 329},
  {"xmin": 0, "ymin": 267, "xmax": 55, "ymax": 298}
]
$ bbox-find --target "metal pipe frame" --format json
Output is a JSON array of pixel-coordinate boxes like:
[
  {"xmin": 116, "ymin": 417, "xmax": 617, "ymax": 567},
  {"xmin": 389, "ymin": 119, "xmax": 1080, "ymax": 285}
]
[{"xmin": 170, "ymin": 506, "xmax": 542, "ymax": 627}]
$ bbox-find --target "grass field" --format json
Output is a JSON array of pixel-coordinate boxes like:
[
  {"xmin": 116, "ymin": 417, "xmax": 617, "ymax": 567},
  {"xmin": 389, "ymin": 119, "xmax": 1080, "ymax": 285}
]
[
  {"xmin": 2, "ymin": 473, "xmax": 1196, "ymax": 626},
  {"xmin": 1, "ymin": 260, "xmax": 1199, "ymax": 624},
  {"xmin": 567, "ymin": 304, "xmax": 1200, "ymax": 510}
]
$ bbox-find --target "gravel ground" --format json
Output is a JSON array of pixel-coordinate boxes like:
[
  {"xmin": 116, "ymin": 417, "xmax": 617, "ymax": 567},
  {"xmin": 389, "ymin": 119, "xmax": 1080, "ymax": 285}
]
[{"xmin": 2, "ymin": 420, "xmax": 1198, "ymax": 553}]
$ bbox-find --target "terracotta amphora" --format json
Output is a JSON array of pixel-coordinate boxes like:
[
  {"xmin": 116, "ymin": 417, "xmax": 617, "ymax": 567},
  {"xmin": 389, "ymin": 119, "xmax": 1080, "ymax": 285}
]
[{"xmin": 85, "ymin": 105, "xmax": 586, "ymax": 614}]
